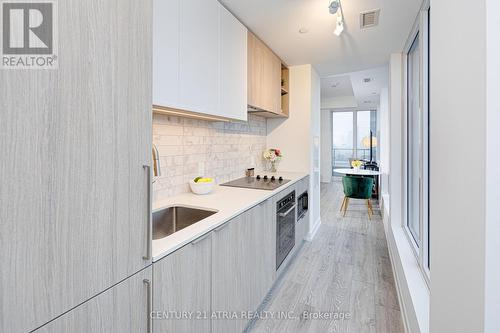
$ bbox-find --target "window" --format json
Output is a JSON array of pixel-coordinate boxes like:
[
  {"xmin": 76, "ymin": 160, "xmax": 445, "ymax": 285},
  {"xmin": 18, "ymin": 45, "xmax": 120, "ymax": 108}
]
[
  {"xmin": 407, "ymin": 34, "xmax": 420, "ymax": 246},
  {"xmin": 332, "ymin": 110, "xmax": 377, "ymax": 174},
  {"xmin": 357, "ymin": 110, "xmax": 377, "ymax": 161},
  {"xmin": 332, "ymin": 111, "xmax": 353, "ymax": 169},
  {"xmin": 404, "ymin": 7, "xmax": 430, "ymax": 279}
]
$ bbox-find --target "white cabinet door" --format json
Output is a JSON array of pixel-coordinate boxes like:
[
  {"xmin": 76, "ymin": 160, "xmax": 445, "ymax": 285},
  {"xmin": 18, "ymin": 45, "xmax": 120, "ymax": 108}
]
[
  {"xmin": 220, "ymin": 5, "xmax": 247, "ymax": 121},
  {"xmin": 153, "ymin": 0, "xmax": 180, "ymax": 108},
  {"xmin": 33, "ymin": 268, "xmax": 152, "ymax": 333},
  {"xmin": 179, "ymin": 0, "xmax": 220, "ymax": 115},
  {"xmin": 153, "ymin": 233, "xmax": 212, "ymax": 333},
  {"xmin": 0, "ymin": 0, "xmax": 152, "ymax": 332}
]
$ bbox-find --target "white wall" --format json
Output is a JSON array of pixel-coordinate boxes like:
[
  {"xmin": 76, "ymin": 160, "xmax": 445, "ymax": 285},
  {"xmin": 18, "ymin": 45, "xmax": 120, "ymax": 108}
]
[
  {"xmin": 388, "ymin": 53, "xmax": 404, "ymax": 235},
  {"xmin": 267, "ymin": 65, "xmax": 312, "ymax": 173},
  {"xmin": 385, "ymin": 52, "xmax": 430, "ymax": 333},
  {"xmin": 267, "ymin": 64, "xmax": 322, "ymax": 238},
  {"xmin": 378, "ymin": 87, "xmax": 389, "ymax": 196},
  {"xmin": 384, "ymin": 3, "xmax": 500, "ymax": 333},
  {"xmin": 320, "ymin": 110, "xmax": 332, "ymax": 183},
  {"xmin": 310, "ymin": 68, "xmax": 321, "ymax": 233},
  {"xmin": 485, "ymin": 1, "xmax": 500, "ymax": 331},
  {"xmin": 320, "ymin": 95, "xmax": 357, "ymax": 109},
  {"xmin": 385, "ymin": 52, "xmax": 426, "ymax": 333},
  {"xmin": 429, "ymin": 1, "xmax": 487, "ymax": 332}
]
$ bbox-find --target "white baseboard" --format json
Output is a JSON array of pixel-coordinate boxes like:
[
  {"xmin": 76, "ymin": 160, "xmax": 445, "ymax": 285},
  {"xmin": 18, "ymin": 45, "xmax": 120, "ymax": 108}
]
[{"xmin": 306, "ymin": 217, "xmax": 321, "ymax": 241}]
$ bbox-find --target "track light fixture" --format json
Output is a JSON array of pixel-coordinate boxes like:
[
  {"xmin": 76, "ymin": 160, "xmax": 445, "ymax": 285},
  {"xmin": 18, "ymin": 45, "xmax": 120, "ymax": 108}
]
[
  {"xmin": 328, "ymin": 0, "xmax": 340, "ymax": 15},
  {"xmin": 334, "ymin": 12, "xmax": 344, "ymax": 36},
  {"xmin": 329, "ymin": 0, "xmax": 344, "ymax": 36}
]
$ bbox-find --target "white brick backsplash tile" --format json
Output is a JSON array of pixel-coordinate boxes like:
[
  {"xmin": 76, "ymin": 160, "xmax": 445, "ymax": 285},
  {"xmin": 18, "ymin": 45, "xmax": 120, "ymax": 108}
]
[
  {"xmin": 183, "ymin": 145, "xmax": 209, "ymax": 155},
  {"xmin": 183, "ymin": 135, "xmax": 204, "ymax": 145},
  {"xmin": 184, "ymin": 153, "xmax": 206, "ymax": 165},
  {"xmin": 157, "ymin": 145, "xmax": 183, "ymax": 156},
  {"xmin": 152, "ymin": 113, "xmax": 267, "ymax": 202},
  {"xmin": 155, "ymin": 135, "xmax": 183, "ymax": 146}
]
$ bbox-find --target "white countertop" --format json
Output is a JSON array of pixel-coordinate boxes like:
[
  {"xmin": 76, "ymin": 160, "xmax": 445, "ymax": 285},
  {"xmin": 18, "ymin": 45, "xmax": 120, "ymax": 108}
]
[{"xmin": 152, "ymin": 171, "xmax": 309, "ymax": 262}]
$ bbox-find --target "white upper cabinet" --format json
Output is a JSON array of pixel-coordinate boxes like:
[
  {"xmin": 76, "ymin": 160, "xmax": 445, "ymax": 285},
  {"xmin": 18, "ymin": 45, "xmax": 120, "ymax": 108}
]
[
  {"xmin": 179, "ymin": 0, "xmax": 220, "ymax": 114},
  {"xmin": 153, "ymin": 0, "xmax": 180, "ymax": 107},
  {"xmin": 220, "ymin": 5, "xmax": 248, "ymax": 121},
  {"xmin": 153, "ymin": 0, "xmax": 247, "ymax": 121}
]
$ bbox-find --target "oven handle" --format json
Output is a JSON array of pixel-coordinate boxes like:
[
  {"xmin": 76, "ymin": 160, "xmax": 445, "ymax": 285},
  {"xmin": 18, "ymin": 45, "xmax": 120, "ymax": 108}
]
[{"xmin": 278, "ymin": 204, "xmax": 296, "ymax": 217}]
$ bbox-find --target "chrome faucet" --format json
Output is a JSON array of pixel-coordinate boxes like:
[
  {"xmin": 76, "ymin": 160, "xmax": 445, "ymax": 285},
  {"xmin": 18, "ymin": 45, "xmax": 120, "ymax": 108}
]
[{"xmin": 152, "ymin": 144, "xmax": 161, "ymax": 182}]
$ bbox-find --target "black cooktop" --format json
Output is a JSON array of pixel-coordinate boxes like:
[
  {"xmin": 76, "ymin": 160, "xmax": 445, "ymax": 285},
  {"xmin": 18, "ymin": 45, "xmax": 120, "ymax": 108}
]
[{"xmin": 220, "ymin": 175, "xmax": 290, "ymax": 191}]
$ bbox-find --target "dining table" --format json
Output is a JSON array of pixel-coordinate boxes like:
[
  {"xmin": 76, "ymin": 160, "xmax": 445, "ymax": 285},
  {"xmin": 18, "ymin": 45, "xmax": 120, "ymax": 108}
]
[
  {"xmin": 334, "ymin": 168, "xmax": 381, "ymax": 199},
  {"xmin": 333, "ymin": 168, "xmax": 381, "ymax": 176}
]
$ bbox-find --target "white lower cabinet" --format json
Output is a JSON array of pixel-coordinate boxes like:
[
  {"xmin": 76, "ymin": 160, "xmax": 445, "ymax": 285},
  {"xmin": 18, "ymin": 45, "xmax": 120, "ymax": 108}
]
[
  {"xmin": 34, "ymin": 267, "xmax": 152, "ymax": 333},
  {"xmin": 152, "ymin": 233, "xmax": 212, "ymax": 333}
]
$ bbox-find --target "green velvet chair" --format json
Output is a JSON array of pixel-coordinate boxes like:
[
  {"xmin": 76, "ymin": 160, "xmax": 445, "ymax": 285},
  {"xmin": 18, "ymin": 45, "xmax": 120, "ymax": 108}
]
[{"xmin": 340, "ymin": 176, "xmax": 374, "ymax": 219}]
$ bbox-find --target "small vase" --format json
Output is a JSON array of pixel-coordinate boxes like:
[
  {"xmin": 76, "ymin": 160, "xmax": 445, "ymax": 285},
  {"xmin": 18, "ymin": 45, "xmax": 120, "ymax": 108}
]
[
  {"xmin": 266, "ymin": 160, "xmax": 278, "ymax": 172},
  {"xmin": 270, "ymin": 161, "xmax": 277, "ymax": 173}
]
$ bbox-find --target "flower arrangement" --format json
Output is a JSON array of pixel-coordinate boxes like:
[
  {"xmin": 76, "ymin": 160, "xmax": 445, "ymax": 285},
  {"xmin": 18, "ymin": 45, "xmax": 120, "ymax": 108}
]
[
  {"xmin": 263, "ymin": 148, "xmax": 282, "ymax": 172},
  {"xmin": 351, "ymin": 160, "xmax": 363, "ymax": 170}
]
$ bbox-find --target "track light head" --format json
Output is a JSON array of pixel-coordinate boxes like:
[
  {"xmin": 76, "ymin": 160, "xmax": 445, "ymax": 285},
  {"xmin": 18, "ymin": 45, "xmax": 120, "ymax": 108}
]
[{"xmin": 329, "ymin": 0, "xmax": 340, "ymax": 15}]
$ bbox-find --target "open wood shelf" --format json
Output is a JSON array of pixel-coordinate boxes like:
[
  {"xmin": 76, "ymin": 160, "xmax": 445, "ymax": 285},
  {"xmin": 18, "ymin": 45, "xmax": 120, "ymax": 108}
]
[{"xmin": 281, "ymin": 64, "xmax": 289, "ymax": 116}]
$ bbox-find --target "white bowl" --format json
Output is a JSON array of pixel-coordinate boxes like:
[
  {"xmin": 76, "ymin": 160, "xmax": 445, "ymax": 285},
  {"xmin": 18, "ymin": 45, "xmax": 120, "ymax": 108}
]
[{"xmin": 189, "ymin": 179, "xmax": 215, "ymax": 195}]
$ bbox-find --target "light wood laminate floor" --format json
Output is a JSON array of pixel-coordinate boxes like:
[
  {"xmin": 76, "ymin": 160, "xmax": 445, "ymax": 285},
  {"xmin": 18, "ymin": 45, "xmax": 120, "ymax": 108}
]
[{"xmin": 250, "ymin": 180, "xmax": 404, "ymax": 333}]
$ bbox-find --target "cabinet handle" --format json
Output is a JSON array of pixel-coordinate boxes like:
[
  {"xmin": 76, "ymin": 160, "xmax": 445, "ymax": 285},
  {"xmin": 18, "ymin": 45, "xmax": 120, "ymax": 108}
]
[
  {"xmin": 214, "ymin": 222, "xmax": 229, "ymax": 232},
  {"xmin": 191, "ymin": 232, "xmax": 211, "ymax": 246},
  {"xmin": 143, "ymin": 279, "xmax": 152, "ymax": 333},
  {"xmin": 143, "ymin": 165, "xmax": 152, "ymax": 260},
  {"xmin": 278, "ymin": 204, "xmax": 296, "ymax": 217}
]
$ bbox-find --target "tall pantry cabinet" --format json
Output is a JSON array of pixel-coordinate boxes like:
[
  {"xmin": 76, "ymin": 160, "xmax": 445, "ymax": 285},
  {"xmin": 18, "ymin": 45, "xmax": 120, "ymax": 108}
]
[{"xmin": 0, "ymin": 0, "xmax": 152, "ymax": 332}]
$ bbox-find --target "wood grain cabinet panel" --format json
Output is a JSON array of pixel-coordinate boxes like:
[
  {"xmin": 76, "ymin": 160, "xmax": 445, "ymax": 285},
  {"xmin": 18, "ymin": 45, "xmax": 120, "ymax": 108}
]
[
  {"xmin": 247, "ymin": 31, "xmax": 285, "ymax": 117},
  {"xmin": 247, "ymin": 31, "xmax": 269, "ymax": 111},
  {"xmin": 212, "ymin": 203, "xmax": 275, "ymax": 333},
  {"xmin": 33, "ymin": 268, "xmax": 152, "ymax": 333},
  {"xmin": 0, "ymin": 0, "xmax": 152, "ymax": 332},
  {"xmin": 152, "ymin": 234, "xmax": 212, "ymax": 333}
]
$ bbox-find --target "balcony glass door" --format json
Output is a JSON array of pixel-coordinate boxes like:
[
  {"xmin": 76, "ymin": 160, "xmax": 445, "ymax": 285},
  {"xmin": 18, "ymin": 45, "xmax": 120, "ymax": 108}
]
[
  {"xmin": 357, "ymin": 110, "xmax": 377, "ymax": 162},
  {"xmin": 332, "ymin": 112, "xmax": 354, "ymax": 169}
]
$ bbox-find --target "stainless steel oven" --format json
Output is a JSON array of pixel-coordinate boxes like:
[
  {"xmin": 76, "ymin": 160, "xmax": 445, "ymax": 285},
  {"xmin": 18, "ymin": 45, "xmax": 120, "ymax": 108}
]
[{"xmin": 276, "ymin": 191, "xmax": 296, "ymax": 270}]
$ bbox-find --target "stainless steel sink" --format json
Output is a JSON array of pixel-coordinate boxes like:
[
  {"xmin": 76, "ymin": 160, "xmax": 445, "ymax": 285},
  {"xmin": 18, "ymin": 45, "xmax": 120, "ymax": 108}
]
[{"xmin": 152, "ymin": 206, "xmax": 217, "ymax": 240}]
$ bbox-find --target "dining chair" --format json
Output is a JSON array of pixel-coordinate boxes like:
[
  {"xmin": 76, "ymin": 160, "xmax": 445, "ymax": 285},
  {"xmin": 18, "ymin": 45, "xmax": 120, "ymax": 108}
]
[{"xmin": 340, "ymin": 176, "xmax": 374, "ymax": 219}]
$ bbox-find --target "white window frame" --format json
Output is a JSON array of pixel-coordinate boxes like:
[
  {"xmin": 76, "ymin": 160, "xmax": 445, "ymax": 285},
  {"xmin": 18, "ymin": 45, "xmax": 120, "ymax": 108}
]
[
  {"xmin": 402, "ymin": 3, "xmax": 430, "ymax": 284},
  {"xmin": 331, "ymin": 109, "xmax": 377, "ymax": 172}
]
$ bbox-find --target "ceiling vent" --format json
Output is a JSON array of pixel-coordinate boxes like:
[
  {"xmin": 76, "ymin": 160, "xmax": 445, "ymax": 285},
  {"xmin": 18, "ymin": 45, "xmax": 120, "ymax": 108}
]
[{"xmin": 360, "ymin": 9, "xmax": 380, "ymax": 29}]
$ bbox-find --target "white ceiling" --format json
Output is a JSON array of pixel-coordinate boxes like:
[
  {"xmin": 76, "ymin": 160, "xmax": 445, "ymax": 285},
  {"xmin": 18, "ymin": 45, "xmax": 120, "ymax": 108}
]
[
  {"xmin": 321, "ymin": 75, "xmax": 353, "ymax": 97},
  {"xmin": 321, "ymin": 65, "xmax": 389, "ymax": 109},
  {"xmin": 220, "ymin": 0, "xmax": 421, "ymax": 77}
]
